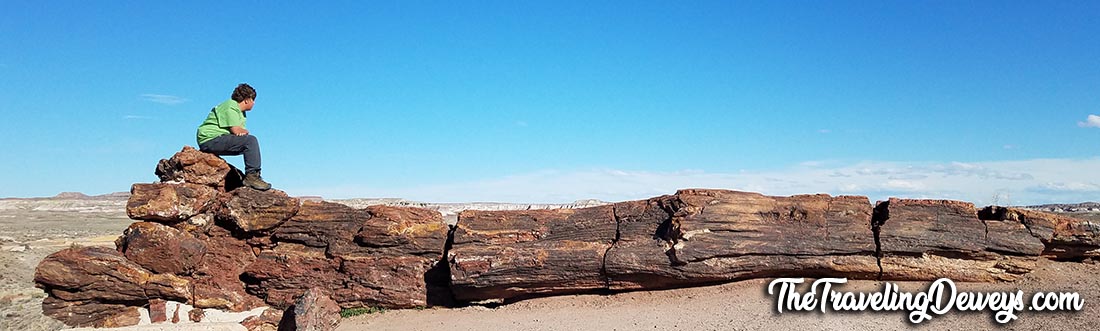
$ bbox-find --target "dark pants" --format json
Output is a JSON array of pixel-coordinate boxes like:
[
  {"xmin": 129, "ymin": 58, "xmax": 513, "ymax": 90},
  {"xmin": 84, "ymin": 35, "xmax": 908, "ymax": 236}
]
[{"xmin": 200, "ymin": 134, "xmax": 261, "ymax": 174}]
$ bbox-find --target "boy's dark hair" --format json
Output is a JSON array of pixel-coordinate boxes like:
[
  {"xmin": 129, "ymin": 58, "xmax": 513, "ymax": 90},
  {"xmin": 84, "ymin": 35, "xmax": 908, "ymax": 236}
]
[{"xmin": 231, "ymin": 83, "xmax": 257, "ymax": 102}]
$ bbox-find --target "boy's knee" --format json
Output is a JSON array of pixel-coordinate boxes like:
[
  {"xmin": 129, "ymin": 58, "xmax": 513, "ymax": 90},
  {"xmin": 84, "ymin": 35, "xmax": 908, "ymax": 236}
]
[{"xmin": 246, "ymin": 135, "xmax": 259, "ymax": 144}]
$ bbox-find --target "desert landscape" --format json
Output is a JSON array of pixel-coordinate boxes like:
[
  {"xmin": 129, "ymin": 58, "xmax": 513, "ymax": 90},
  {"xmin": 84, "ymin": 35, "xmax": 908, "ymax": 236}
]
[{"xmin": 4, "ymin": 188, "xmax": 1100, "ymax": 331}]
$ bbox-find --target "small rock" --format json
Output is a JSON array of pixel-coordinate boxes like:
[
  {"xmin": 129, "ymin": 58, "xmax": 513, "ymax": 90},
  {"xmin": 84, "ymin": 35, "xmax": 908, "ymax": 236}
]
[
  {"xmin": 8, "ymin": 245, "xmax": 27, "ymax": 252},
  {"xmin": 188, "ymin": 308, "xmax": 204, "ymax": 322},
  {"xmin": 171, "ymin": 303, "xmax": 181, "ymax": 323},
  {"xmin": 241, "ymin": 308, "xmax": 284, "ymax": 331},
  {"xmin": 149, "ymin": 299, "xmax": 167, "ymax": 323},
  {"xmin": 293, "ymin": 288, "xmax": 341, "ymax": 331}
]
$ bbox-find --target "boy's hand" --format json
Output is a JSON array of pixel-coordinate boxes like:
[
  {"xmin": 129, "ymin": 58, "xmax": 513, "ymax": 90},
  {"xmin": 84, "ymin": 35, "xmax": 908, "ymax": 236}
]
[{"xmin": 230, "ymin": 126, "xmax": 249, "ymax": 136}]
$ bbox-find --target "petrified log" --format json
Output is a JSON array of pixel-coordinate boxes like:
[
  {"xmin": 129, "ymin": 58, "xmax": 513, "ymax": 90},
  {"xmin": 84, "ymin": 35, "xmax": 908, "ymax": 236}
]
[
  {"xmin": 34, "ymin": 246, "xmax": 189, "ymax": 302},
  {"xmin": 335, "ymin": 254, "xmax": 438, "ymax": 308},
  {"xmin": 979, "ymin": 206, "xmax": 1100, "ymax": 260},
  {"xmin": 42, "ymin": 296, "xmax": 140, "ymax": 328},
  {"xmin": 217, "ymin": 187, "xmax": 300, "ymax": 233},
  {"xmin": 448, "ymin": 206, "xmax": 617, "ymax": 301},
  {"xmin": 243, "ymin": 243, "xmax": 344, "ymax": 308},
  {"xmin": 273, "ymin": 200, "xmax": 370, "ymax": 251},
  {"xmin": 606, "ymin": 190, "xmax": 880, "ymax": 290},
  {"xmin": 127, "ymin": 183, "xmax": 218, "ymax": 222},
  {"xmin": 875, "ymin": 198, "xmax": 1044, "ymax": 281},
  {"xmin": 356, "ymin": 205, "xmax": 451, "ymax": 257},
  {"xmin": 190, "ymin": 225, "xmax": 265, "ymax": 311},
  {"xmin": 115, "ymin": 221, "xmax": 207, "ymax": 275},
  {"xmin": 155, "ymin": 146, "xmax": 232, "ymax": 188},
  {"xmin": 250, "ymin": 201, "xmax": 449, "ymax": 309},
  {"xmin": 45, "ymin": 154, "xmax": 1100, "ymax": 330}
]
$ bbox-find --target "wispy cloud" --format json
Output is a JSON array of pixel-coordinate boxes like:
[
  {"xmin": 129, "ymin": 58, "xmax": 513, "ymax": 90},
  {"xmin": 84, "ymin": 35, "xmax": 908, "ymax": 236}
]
[
  {"xmin": 140, "ymin": 94, "xmax": 189, "ymax": 105},
  {"xmin": 1077, "ymin": 114, "xmax": 1100, "ymax": 128},
  {"xmin": 123, "ymin": 115, "xmax": 152, "ymax": 120},
  {"xmin": 288, "ymin": 158, "xmax": 1100, "ymax": 206}
]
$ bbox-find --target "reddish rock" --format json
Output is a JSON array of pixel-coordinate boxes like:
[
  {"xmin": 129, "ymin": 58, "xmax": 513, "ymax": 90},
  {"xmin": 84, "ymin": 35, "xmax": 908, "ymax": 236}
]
[
  {"xmin": 273, "ymin": 200, "xmax": 369, "ymax": 250},
  {"xmin": 293, "ymin": 288, "xmax": 341, "ymax": 331},
  {"xmin": 116, "ymin": 221, "xmax": 206, "ymax": 275},
  {"xmin": 34, "ymin": 246, "xmax": 150, "ymax": 302},
  {"xmin": 606, "ymin": 190, "xmax": 880, "ymax": 290},
  {"xmin": 241, "ymin": 308, "xmax": 285, "ymax": 331},
  {"xmin": 253, "ymin": 202, "xmax": 449, "ymax": 309},
  {"xmin": 218, "ymin": 188, "xmax": 301, "ymax": 233},
  {"xmin": 155, "ymin": 146, "xmax": 232, "ymax": 187},
  {"xmin": 979, "ymin": 206, "xmax": 1100, "ymax": 260},
  {"xmin": 188, "ymin": 308, "xmax": 205, "ymax": 322},
  {"xmin": 242, "ymin": 243, "xmax": 343, "ymax": 308},
  {"xmin": 172, "ymin": 303, "xmax": 181, "ymax": 323},
  {"xmin": 335, "ymin": 255, "xmax": 437, "ymax": 308},
  {"xmin": 42, "ymin": 297, "xmax": 141, "ymax": 328},
  {"xmin": 190, "ymin": 229, "xmax": 264, "ymax": 311},
  {"xmin": 149, "ymin": 299, "xmax": 167, "ymax": 323},
  {"xmin": 355, "ymin": 205, "xmax": 450, "ymax": 257},
  {"xmin": 876, "ymin": 198, "xmax": 1044, "ymax": 281},
  {"xmin": 448, "ymin": 206, "xmax": 617, "ymax": 301},
  {"xmin": 145, "ymin": 273, "xmax": 192, "ymax": 302},
  {"xmin": 127, "ymin": 183, "xmax": 218, "ymax": 222}
]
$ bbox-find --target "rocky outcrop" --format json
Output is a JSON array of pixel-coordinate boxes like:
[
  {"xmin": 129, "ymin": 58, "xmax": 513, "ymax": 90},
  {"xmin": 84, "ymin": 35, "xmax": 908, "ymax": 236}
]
[{"xmin": 32, "ymin": 146, "xmax": 1100, "ymax": 327}]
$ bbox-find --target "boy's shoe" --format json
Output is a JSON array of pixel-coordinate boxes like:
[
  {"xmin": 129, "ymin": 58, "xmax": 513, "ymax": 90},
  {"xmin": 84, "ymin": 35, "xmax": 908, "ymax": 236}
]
[{"xmin": 243, "ymin": 172, "xmax": 272, "ymax": 191}]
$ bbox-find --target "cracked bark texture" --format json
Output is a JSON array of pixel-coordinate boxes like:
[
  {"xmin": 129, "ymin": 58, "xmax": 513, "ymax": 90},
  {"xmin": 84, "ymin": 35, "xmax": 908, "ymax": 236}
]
[
  {"xmin": 875, "ymin": 198, "xmax": 1043, "ymax": 281},
  {"xmin": 606, "ymin": 190, "xmax": 880, "ymax": 290},
  {"xmin": 448, "ymin": 206, "xmax": 617, "ymax": 301},
  {"xmin": 979, "ymin": 206, "xmax": 1100, "ymax": 260}
]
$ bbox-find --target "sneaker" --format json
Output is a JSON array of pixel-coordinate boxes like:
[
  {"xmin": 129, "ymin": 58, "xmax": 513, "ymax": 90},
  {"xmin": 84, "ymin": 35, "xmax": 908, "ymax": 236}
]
[{"xmin": 243, "ymin": 172, "xmax": 272, "ymax": 191}]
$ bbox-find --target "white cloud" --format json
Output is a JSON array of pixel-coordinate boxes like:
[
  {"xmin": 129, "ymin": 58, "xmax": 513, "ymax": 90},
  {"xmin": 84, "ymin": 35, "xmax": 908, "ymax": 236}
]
[
  {"xmin": 123, "ymin": 115, "xmax": 152, "ymax": 120},
  {"xmin": 140, "ymin": 94, "xmax": 188, "ymax": 105},
  {"xmin": 286, "ymin": 158, "xmax": 1100, "ymax": 206},
  {"xmin": 1077, "ymin": 114, "xmax": 1100, "ymax": 128}
]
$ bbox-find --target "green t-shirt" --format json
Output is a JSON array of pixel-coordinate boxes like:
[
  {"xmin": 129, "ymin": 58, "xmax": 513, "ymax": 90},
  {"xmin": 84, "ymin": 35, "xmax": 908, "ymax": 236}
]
[{"xmin": 196, "ymin": 99, "xmax": 247, "ymax": 145}]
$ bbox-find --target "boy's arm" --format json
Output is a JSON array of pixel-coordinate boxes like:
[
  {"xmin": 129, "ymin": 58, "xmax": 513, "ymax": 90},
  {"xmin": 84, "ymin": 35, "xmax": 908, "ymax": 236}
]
[{"xmin": 229, "ymin": 126, "xmax": 250, "ymax": 136}]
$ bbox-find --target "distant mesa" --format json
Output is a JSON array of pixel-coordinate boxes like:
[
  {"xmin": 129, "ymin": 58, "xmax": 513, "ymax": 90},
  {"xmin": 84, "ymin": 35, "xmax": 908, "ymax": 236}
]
[{"xmin": 52, "ymin": 192, "xmax": 89, "ymax": 199}]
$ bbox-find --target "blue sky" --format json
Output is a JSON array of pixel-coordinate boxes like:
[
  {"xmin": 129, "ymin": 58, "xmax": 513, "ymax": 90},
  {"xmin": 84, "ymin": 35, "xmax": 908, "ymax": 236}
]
[{"xmin": 2, "ymin": 1, "xmax": 1099, "ymax": 205}]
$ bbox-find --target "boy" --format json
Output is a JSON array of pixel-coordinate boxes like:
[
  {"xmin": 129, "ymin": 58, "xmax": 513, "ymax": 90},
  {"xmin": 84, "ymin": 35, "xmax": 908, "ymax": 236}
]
[{"xmin": 195, "ymin": 83, "xmax": 271, "ymax": 190}]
